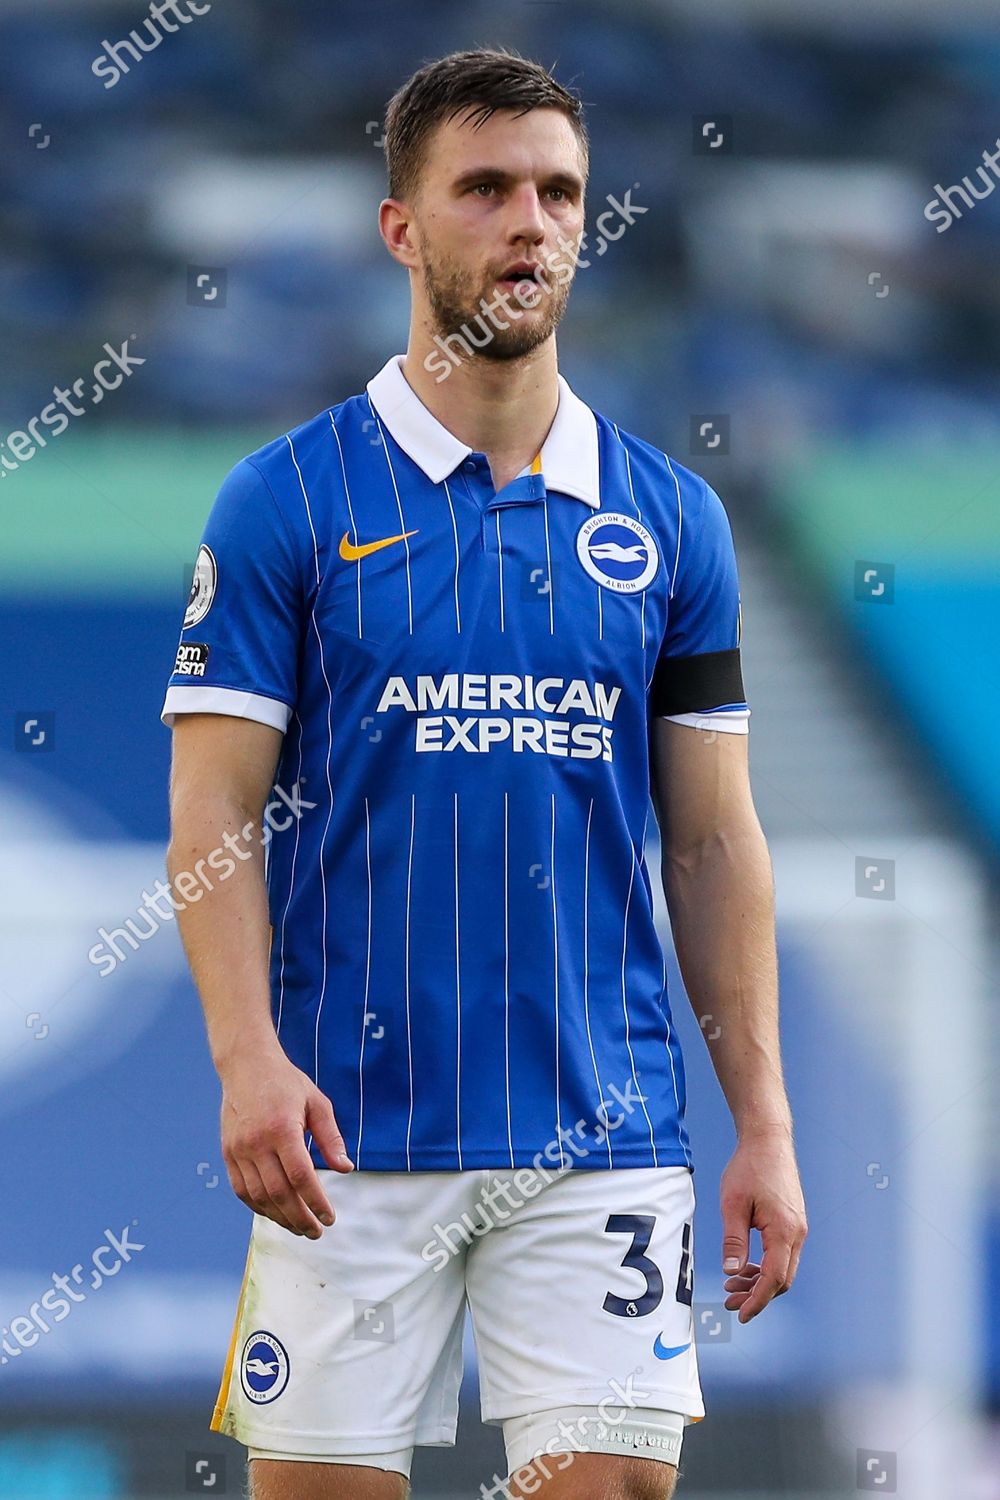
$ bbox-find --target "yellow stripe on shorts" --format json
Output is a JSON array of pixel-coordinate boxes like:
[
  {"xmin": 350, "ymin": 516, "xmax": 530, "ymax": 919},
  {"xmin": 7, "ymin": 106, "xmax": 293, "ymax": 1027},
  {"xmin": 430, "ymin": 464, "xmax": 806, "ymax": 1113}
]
[{"xmin": 210, "ymin": 1237, "xmax": 255, "ymax": 1433}]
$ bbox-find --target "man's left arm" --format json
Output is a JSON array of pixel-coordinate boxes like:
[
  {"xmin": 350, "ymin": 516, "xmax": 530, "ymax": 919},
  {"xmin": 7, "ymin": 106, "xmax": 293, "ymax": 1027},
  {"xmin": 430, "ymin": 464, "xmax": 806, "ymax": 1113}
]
[{"xmin": 650, "ymin": 717, "xmax": 808, "ymax": 1323}]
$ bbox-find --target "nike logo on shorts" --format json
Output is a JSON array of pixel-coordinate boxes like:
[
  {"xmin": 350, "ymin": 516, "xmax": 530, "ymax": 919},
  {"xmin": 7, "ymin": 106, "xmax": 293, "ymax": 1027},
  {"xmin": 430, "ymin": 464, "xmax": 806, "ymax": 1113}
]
[{"xmin": 653, "ymin": 1336, "xmax": 691, "ymax": 1360}]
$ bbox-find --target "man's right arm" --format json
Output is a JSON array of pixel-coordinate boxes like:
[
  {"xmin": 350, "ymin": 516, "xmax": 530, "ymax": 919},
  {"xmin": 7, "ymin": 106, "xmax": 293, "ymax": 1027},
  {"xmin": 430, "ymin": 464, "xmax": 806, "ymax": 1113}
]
[{"xmin": 167, "ymin": 711, "xmax": 353, "ymax": 1238}]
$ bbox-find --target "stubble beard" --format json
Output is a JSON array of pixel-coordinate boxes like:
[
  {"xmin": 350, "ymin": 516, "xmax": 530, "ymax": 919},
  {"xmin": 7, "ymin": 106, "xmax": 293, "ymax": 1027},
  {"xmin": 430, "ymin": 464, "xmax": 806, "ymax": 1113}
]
[{"xmin": 422, "ymin": 248, "xmax": 572, "ymax": 363}]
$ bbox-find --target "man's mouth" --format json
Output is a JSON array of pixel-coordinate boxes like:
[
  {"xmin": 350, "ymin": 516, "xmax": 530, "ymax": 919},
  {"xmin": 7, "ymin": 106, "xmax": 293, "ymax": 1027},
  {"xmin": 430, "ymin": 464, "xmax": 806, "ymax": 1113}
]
[{"xmin": 497, "ymin": 263, "xmax": 544, "ymax": 293}]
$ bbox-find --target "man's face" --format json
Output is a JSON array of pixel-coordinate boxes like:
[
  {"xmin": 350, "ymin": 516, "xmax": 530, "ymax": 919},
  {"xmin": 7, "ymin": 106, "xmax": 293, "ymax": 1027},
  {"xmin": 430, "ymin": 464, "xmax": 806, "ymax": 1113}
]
[{"xmin": 407, "ymin": 106, "xmax": 587, "ymax": 361}]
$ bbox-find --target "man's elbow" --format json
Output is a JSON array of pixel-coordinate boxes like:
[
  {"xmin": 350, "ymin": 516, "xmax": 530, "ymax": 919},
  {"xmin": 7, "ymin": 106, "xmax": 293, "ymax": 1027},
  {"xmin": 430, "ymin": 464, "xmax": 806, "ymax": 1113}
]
[
  {"xmin": 662, "ymin": 810, "xmax": 768, "ymax": 878},
  {"xmin": 167, "ymin": 788, "xmax": 255, "ymax": 873}
]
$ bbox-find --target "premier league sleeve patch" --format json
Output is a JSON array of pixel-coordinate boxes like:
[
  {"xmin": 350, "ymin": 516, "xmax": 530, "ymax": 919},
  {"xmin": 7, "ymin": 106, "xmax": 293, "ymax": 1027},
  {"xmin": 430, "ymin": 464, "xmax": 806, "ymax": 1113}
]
[
  {"xmin": 576, "ymin": 513, "xmax": 659, "ymax": 593},
  {"xmin": 240, "ymin": 1331, "xmax": 290, "ymax": 1404},
  {"xmin": 184, "ymin": 544, "xmax": 218, "ymax": 629}
]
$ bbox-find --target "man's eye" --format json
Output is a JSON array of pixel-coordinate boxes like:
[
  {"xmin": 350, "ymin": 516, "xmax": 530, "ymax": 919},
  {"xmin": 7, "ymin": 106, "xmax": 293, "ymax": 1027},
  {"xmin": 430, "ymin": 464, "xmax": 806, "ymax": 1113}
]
[
  {"xmin": 473, "ymin": 183, "xmax": 495, "ymax": 196},
  {"xmin": 548, "ymin": 188, "xmax": 567, "ymax": 202}
]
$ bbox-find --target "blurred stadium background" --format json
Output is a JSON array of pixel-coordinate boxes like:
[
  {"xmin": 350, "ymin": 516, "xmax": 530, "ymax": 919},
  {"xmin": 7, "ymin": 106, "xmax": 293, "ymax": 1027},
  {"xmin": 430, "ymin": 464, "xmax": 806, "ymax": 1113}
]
[{"xmin": 2, "ymin": 0, "xmax": 999, "ymax": 1495}]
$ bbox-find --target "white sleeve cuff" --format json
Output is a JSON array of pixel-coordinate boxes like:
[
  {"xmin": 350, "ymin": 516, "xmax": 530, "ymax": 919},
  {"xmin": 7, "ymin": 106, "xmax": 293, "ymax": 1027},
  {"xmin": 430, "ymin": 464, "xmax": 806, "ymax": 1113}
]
[
  {"xmin": 658, "ymin": 707, "xmax": 750, "ymax": 734},
  {"xmin": 161, "ymin": 685, "xmax": 292, "ymax": 731}
]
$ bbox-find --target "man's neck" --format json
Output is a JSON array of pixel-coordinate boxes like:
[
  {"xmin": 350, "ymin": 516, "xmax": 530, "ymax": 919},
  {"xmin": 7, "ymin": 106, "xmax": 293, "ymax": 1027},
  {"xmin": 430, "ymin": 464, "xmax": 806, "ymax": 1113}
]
[{"xmin": 401, "ymin": 334, "xmax": 560, "ymax": 494}]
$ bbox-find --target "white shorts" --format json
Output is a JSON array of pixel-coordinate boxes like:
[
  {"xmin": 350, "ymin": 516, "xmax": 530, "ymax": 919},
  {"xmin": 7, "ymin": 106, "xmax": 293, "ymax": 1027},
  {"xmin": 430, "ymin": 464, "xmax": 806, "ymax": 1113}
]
[{"xmin": 212, "ymin": 1165, "xmax": 704, "ymax": 1474}]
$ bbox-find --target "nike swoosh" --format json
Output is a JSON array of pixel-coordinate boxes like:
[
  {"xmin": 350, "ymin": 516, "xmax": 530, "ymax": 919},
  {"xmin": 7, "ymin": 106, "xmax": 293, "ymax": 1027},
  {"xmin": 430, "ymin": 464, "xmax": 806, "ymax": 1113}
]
[
  {"xmin": 653, "ymin": 1336, "xmax": 691, "ymax": 1361},
  {"xmin": 339, "ymin": 529, "xmax": 418, "ymax": 562}
]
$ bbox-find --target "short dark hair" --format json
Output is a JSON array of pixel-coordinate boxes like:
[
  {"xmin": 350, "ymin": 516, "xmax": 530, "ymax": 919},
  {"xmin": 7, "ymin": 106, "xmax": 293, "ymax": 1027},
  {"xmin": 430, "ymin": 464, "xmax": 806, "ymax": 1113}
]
[{"xmin": 383, "ymin": 47, "xmax": 589, "ymax": 203}]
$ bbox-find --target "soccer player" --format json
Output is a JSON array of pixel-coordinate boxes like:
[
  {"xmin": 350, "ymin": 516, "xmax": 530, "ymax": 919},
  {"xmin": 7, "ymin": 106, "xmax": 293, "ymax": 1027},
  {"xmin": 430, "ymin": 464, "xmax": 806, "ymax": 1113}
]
[{"xmin": 163, "ymin": 47, "xmax": 806, "ymax": 1500}]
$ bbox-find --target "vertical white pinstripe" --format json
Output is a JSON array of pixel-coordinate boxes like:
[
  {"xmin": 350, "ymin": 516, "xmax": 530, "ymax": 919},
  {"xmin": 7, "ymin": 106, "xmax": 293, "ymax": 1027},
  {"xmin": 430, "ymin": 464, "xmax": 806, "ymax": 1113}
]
[
  {"xmin": 367, "ymin": 397, "xmax": 415, "ymax": 633},
  {"xmin": 646, "ymin": 450, "xmax": 686, "ymax": 696},
  {"xmin": 443, "ymin": 479, "xmax": 462, "ymax": 633},
  {"xmin": 404, "ymin": 793, "xmax": 416, "ymax": 1170},
  {"xmin": 503, "ymin": 791, "xmax": 513, "ymax": 1167},
  {"xmin": 330, "ymin": 414, "xmax": 362, "ymax": 637},
  {"xmin": 662, "ymin": 451, "xmax": 685, "ymax": 600},
  {"xmin": 583, "ymin": 797, "xmax": 613, "ymax": 1166},
  {"xmin": 495, "ymin": 510, "xmax": 505, "ymax": 632},
  {"xmin": 541, "ymin": 493, "xmax": 555, "ymax": 636},
  {"xmin": 620, "ymin": 849, "xmax": 659, "ymax": 1165},
  {"xmin": 637, "ymin": 806, "xmax": 691, "ymax": 1170},
  {"xmin": 454, "ymin": 792, "xmax": 463, "ymax": 1169},
  {"xmin": 550, "ymin": 792, "xmax": 565, "ymax": 1166},
  {"xmin": 274, "ymin": 711, "xmax": 304, "ymax": 1039},
  {"xmin": 356, "ymin": 796, "xmax": 373, "ymax": 1164},
  {"xmin": 612, "ymin": 422, "xmax": 646, "ymax": 649},
  {"xmin": 285, "ymin": 434, "xmax": 335, "ymax": 1105}
]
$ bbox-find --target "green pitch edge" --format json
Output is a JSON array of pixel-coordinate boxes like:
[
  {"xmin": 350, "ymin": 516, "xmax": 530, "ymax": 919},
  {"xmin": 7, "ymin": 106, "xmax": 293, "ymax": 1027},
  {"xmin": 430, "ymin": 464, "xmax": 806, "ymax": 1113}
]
[
  {"xmin": 0, "ymin": 427, "xmax": 271, "ymax": 596},
  {"xmin": 772, "ymin": 443, "xmax": 1000, "ymax": 582}
]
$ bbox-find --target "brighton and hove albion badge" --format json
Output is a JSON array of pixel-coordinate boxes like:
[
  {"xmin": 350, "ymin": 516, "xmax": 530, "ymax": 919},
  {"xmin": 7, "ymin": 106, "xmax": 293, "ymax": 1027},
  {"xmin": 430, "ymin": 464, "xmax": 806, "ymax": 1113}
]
[
  {"xmin": 240, "ymin": 1330, "xmax": 290, "ymax": 1404},
  {"xmin": 576, "ymin": 514, "xmax": 659, "ymax": 594},
  {"xmin": 184, "ymin": 544, "xmax": 217, "ymax": 629}
]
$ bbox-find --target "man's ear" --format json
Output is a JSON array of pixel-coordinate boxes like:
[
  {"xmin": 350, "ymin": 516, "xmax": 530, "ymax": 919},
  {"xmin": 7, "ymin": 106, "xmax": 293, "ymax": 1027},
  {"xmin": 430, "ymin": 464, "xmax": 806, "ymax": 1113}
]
[{"xmin": 379, "ymin": 198, "xmax": 419, "ymax": 269}]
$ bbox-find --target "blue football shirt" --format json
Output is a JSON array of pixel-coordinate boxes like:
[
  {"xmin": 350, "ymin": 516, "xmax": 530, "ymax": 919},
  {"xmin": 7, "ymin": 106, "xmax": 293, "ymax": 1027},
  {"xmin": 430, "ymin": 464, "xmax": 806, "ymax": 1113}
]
[{"xmin": 163, "ymin": 355, "xmax": 749, "ymax": 1172}]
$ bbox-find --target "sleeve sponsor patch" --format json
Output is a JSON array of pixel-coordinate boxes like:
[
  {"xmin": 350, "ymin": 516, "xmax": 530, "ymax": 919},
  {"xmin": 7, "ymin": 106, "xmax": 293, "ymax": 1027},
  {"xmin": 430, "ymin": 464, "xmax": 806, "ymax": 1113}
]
[{"xmin": 173, "ymin": 642, "xmax": 210, "ymax": 678}]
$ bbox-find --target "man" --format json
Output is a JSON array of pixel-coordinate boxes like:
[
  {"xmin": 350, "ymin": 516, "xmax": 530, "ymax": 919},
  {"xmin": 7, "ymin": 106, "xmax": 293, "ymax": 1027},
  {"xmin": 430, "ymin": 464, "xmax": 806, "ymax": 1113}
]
[{"xmin": 163, "ymin": 47, "xmax": 806, "ymax": 1500}]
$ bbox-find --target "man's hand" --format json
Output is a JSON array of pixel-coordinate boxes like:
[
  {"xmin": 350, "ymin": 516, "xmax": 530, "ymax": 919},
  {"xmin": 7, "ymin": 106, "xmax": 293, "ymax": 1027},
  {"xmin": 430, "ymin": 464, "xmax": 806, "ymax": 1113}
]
[
  {"xmin": 720, "ymin": 1127, "xmax": 807, "ymax": 1323},
  {"xmin": 220, "ymin": 1046, "xmax": 354, "ymax": 1238}
]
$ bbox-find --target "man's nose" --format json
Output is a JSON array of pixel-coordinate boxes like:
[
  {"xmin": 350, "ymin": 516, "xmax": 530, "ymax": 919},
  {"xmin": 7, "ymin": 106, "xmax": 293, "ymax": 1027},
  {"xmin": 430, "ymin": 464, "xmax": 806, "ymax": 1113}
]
[{"xmin": 505, "ymin": 186, "xmax": 546, "ymax": 242}]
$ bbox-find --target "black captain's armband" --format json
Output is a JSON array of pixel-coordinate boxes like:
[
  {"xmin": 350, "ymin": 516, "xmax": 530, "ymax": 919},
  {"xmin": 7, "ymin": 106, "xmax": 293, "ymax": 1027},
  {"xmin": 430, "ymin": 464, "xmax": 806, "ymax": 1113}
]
[{"xmin": 649, "ymin": 647, "xmax": 745, "ymax": 717}]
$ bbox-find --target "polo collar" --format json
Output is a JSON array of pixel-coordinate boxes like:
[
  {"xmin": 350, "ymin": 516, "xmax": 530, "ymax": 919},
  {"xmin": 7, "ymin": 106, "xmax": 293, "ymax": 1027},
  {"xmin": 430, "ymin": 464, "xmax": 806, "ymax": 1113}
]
[{"xmin": 366, "ymin": 354, "xmax": 601, "ymax": 508}]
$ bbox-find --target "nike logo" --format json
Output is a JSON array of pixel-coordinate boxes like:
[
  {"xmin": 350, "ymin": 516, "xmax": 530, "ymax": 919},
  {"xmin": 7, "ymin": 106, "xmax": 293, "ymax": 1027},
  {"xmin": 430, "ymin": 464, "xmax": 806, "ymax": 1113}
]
[
  {"xmin": 653, "ymin": 1336, "xmax": 691, "ymax": 1361},
  {"xmin": 339, "ymin": 529, "xmax": 418, "ymax": 562}
]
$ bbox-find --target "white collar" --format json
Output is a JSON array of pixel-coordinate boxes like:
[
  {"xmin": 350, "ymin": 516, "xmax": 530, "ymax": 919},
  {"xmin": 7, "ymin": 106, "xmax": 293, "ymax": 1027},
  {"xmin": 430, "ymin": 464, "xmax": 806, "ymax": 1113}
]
[{"xmin": 366, "ymin": 354, "xmax": 601, "ymax": 508}]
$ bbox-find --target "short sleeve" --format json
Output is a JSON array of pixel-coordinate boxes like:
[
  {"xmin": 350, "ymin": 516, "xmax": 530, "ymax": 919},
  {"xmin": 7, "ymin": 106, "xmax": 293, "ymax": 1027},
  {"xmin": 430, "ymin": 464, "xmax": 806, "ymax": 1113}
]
[
  {"xmin": 161, "ymin": 458, "xmax": 302, "ymax": 731},
  {"xmin": 649, "ymin": 478, "xmax": 750, "ymax": 734}
]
